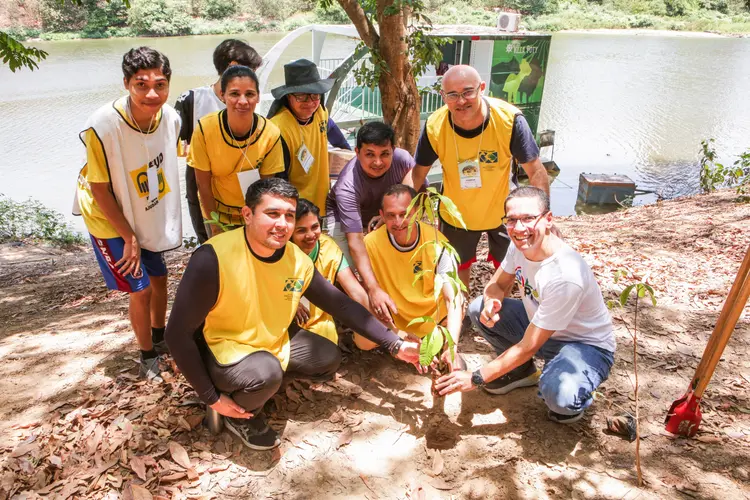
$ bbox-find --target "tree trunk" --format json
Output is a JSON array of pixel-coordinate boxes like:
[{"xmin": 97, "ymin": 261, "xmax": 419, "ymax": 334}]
[
  {"xmin": 335, "ymin": 0, "xmax": 423, "ymax": 154},
  {"xmin": 376, "ymin": 1, "xmax": 421, "ymax": 153}
]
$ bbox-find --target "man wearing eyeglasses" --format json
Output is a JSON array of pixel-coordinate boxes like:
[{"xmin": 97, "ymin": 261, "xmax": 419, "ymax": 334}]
[
  {"xmin": 404, "ymin": 65, "xmax": 549, "ymax": 292},
  {"xmin": 435, "ymin": 187, "xmax": 615, "ymax": 424},
  {"xmin": 268, "ymin": 59, "xmax": 351, "ymax": 216}
]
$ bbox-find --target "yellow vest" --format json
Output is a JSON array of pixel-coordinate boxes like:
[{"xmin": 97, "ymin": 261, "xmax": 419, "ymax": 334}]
[
  {"xmin": 204, "ymin": 228, "xmax": 314, "ymax": 368},
  {"xmin": 270, "ymin": 106, "xmax": 330, "ymax": 215},
  {"xmin": 301, "ymin": 234, "xmax": 343, "ymax": 344},
  {"xmin": 190, "ymin": 110, "xmax": 283, "ymax": 226},
  {"xmin": 426, "ymin": 97, "xmax": 518, "ymax": 230},
  {"xmin": 364, "ymin": 222, "xmax": 448, "ymax": 338}
]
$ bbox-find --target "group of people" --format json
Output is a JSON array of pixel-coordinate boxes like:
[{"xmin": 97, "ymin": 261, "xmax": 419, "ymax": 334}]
[{"xmin": 74, "ymin": 39, "xmax": 615, "ymax": 451}]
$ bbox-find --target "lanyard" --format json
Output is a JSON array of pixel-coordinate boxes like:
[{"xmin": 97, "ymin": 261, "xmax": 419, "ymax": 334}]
[{"xmin": 451, "ymin": 106, "xmax": 486, "ymax": 163}]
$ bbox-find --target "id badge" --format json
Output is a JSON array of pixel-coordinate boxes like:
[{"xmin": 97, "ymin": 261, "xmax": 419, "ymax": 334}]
[
  {"xmin": 237, "ymin": 169, "xmax": 260, "ymax": 197},
  {"xmin": 147, "ymin": 165, "xmax": 159, "ymax": 203},
  {"xmin": 300, "ymin": 296, "xmax": 311, "ymax": 310},
  {"xmin": 458, "ymin": 159, "xmax": 482, "ymax": 189},
  {"xmin": 296, "ymin": 143, "xmax": 314, "ymax": 174}
]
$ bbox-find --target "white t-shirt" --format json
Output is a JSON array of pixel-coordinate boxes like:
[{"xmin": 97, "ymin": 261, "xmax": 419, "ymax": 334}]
[{"xmin": 501, "ymin": 243, "xmax": 615, "ymax": 353}]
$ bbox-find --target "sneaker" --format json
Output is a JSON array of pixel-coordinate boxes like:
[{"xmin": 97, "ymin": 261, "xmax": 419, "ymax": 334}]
[
  {"xmin": 224, "ymin": 413, "xmax": 280, "ymax": 451},
  {"xmin": 153, "ymin": 340, "xmax": 169, "ymax": 355},
  {"xmin": 483, "ymin": 362, "xmax": 540, "ymax": 395},
  {"xmin": 139, "ymin": 356, "xmax": 163, "ymax": 383},
  {"xmin": 548, "ymin": 410, "xmax": 584, "ymax": 424}
]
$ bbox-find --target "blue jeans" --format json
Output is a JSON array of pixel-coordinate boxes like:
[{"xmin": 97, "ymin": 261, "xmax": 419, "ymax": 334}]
[{"xmin": 469, "ymin": 297, "xmax": 614, "ymax": 415}]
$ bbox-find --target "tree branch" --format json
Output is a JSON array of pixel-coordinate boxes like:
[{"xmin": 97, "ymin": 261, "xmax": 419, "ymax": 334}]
[{"xmin": 336, "ymin": 0, "xmax": 379, "ymax": 49}]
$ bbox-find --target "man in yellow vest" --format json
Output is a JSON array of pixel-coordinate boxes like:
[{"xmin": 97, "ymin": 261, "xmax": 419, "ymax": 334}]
[
  {"xmin": 165, "ymin": 179, "xmax": 420, "ymax": 450},
  {"xmin": 357, "ymin": 185, "xmax": 465, "ymax": 371},
  {"xmin": 268, "ymin": 59, "xmax": 352, "ymax": 215},
  {"xmin": 404, "ymin": 65, "xmax": 549, "ymax": 293}
]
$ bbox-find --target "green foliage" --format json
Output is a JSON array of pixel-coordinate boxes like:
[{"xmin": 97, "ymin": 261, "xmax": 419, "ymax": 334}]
[
  {"xmin": 0, "ymin": 195, "xmax": 85, "ymax": 246},
  {"xmin": 699, "ymin": 139, "xmax": 750, "ymax": 196},
  {"xmin": 190, "ymin": 17, "xmax": 252, "ymax": 34},
  {"xmin": 82, "ymin": 0, "xmax": 129, "ymax": 37},
  {"xmin": 0, "ymin": 32, "xmax": 48, "ymax": 72},
  {"xmin": 405, "ymin": 188, "xmax": 466, "ymax": 367},
  {"xmin": 200, "ymin": 0, "xmax": 239, "ymax": 19},
  {"xmin": 508, "ymin": 0, "xmax": 560, "ymax": 15},
  {"xmin": 127, "ymin": 0, "xmax": 192, "ymax": 35},
  {"xmin": 314, "ymin": 2, "xmax": 350, "ymax": 23},
  {"xmin": 40, "ymin": 0, "xmax": 88, "ymax": 31},
  {"xmin": 242, "ymin": 0, "xmax": 312, "ymax": 20}
]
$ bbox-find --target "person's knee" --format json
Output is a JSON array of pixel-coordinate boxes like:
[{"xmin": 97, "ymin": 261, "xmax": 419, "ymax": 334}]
[
  {"xmin": 538, "ymin": 372, "xmax": 592, "ymax": 415},
  {"xmin": 468, "ymin": 296, "xmax": 483, "ymax": 329},
  {"xmin": 318, "ymin": 343, "xmax": 342, "ymax": 376},
  {"xmin": 353, "ymin": 333, "xmax": 378, "ymax": 351},
  {"xmin": 130, "ymin": 286, "xmax": 152, "ymax": 303}
]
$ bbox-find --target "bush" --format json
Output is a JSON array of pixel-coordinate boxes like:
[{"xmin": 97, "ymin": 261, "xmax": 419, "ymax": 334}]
[
  {"xmin": 82, "ymin": 0, "xmax": 128, "ymax": 38},
  {"xmin": 313, "ymin": 3, "xmax": 350, "ymax": 23},
  {"xmin": 128, "ymin": 0, "xmax": 193, "ymax": 35},
  {"xmin": 190, "ymin": 17, "xmax": 248, "ymax": 34},
  {"xmin": 39, "ymin": 0, "xmax": 87, "ymax": 31},
  {"xmin": 200, "ymin": 0, "xmax": 239, "ymax": 19},
  {"xmin": 242, "ymin": 0, "xmax": 310, "ymax": 20},
  {"xmin": 0, "ymin": 195, "xmax": 84, "ymax": 246},
  {"xmin": 665, "ymin": 0, "xmax": 693, "ymax": 15},
  {"xmin": 508, "ymin": 0, "xmax": 560, "ymax": 14},
  {"xmin": 700, "ymin": 0, "xmax": 729, "ymax": 12}
]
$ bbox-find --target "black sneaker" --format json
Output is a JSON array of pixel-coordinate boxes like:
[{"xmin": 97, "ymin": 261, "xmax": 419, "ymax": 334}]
[
  {"xmin": 483, "ymin": 361, "xmax": 540, "ymax": 395},
  {"xmin": 153, "ymin": 340, "xmax": 169, "ymax": 355},
  {"xmin": 224, "ymin": 413, "xmax": 280, "ymax": 451},
  {"xmin": 548, "ymin": 410, "xmax": 584, "ymax": 424}
]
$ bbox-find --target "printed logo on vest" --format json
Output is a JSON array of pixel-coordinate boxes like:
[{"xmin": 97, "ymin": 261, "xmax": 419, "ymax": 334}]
[
  {"xmin": 319, "ymin": 120, "xmax": 326, "ymax": 134},
  {"xmin": 283, "ymin": 278, "xmax": 305, "ymax": 292},
  {"xmin": 129, "ymin": 152, "xmax": 171, "ymax": 203},
  {"xmin": 413, "ymin": 261, "xmax": 423, "ymax": 274},
  {"xmin": 479, "ymin": 150, "xmax": 499, "ymax": 164}
]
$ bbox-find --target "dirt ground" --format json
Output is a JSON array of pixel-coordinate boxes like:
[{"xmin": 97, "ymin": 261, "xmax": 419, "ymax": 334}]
[{"xmin": 1, "ymin": 190, "xmax": 749, "ymax": 500}]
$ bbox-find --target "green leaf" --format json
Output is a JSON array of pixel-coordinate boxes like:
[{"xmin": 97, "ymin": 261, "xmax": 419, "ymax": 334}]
[
  {"xmin": 637, "ymin": 285, "xmax": 646, "ymax": 298},
  {"xmin": 619, "ymin": 284, "xmax": 635, "ymax": 306},
  {"xmin": 606, "ymin": 299, "xmax": 621, "ymax": 310},
  {"xmin": 407, "ymin": 315, "xmax": 435, "ymax": 327},
  {"xmin": 436, "ymin": 194, "xmax": 466, "ymax": 229},
  {"xmin": 419, "ymin": 326, "xmax": 444, "ymax": 366},
  {"xmin": 412, "ymin": 269, "xmax": 434, "ymax": 286},
  {"xmin": 433, "ymin": 273, "xmax": 445, "ymax": 302},
  {"xmin": 441, "ymin": 325, "xmax": 455, "ymax": 364}
]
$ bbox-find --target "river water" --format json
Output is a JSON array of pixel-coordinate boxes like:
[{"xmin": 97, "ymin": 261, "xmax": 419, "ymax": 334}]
[{"xmin": 1, "ymin": 31, "xmax": 749, "ymax": 236}]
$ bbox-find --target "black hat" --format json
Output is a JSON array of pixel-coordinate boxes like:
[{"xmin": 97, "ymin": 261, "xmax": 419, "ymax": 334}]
[{"xmin": 270, "ymin": 59, "xmax": 335, "ymax": 100}]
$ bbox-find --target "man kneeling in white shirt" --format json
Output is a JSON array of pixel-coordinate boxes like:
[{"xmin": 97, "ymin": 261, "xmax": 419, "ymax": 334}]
[{"xmin": 435, "ymin": 186, "xmax": 615, "ymax": 424}]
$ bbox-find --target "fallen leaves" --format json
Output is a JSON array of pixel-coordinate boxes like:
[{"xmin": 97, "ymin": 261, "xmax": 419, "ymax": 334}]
[
  {"xmin": 430, "ymin": 450, "xmax": 444, "ymax": 476},
  {"xmin": 168, "ymin": 441, "xmax": 191, "ymax": 469},
  {"xmin": 336, "ymin": 428, "xmax": 354, "ymax": 449}
]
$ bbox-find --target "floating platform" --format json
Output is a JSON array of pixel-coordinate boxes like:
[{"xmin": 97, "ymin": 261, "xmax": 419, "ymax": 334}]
[{"xmin": 577, "ymin": 173, "xmax": 636, "ymax": 205}]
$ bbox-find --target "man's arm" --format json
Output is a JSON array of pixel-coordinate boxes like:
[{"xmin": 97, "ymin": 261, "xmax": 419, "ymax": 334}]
[
  {"xmin": 336, "ymin": 266, "xmax": 370, "ymax": 311},
  {"xmin": 402, "ymin": 165, "xmax": 431, "ymax": 190},
  {"xmin": 403, "ymin": 125, "xmax": 436, "ymax": 189},
  {"xmin": 303, "ymin": 270, "xmax": 417, "ymax": 363},
  {"xmin": 164, "ymin": 246, "xmax": 220, "ymax": 405},
  {"xmin": 327, "ymin": 118, "xmax": 351, "ymax": 150},
  {"xmin": 347, "ymin": 232, "xmax": 398, "ymax": 324},
  {"xmin": 520, "ymin": 158, "xmax": 549, "ymax": 195},
  {"xmin": 511, "ymin": 114, "xmax": 548, "ymax": 195}
]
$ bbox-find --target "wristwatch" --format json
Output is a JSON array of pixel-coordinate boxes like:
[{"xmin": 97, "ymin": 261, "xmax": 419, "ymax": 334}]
[
  {"xmin": 389, "ymin": 338, "xmax": 404, "ymax": 357},
  {"xmin": 471, "ymin": 369, "xmax": 485, "ymax": 387}
]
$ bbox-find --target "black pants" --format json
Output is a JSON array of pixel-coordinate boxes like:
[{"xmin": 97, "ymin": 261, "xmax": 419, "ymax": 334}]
[
  {"xmin": 205, "ymin": 327, "xmax": 341, "ymax": 414},
  {"xmin": 186, "ymin": 165, "xmax": 209, "ymax": 244}
]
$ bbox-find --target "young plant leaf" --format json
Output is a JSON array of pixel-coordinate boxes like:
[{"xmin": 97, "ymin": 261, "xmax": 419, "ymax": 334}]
[
  {"xmin": 407, "ymin": 315, "xmax": 435, "ymax": 327},
  {"xmin": 419, "ymin": 326, "xmax": 444, "ymax": 366},
  {"xmin": 620, "ymin": 284, "xmax": 635, "ymax": 306}
]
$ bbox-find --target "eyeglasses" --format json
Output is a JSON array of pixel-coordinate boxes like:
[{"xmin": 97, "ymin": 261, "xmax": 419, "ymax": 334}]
[
  {"xmin": 290, "ymin": 93, "xmax": 321, "ymax": 103},
  {"xmin": 441, "ymin": 84, "xmax": 481, "ymax": 103},
  {"xmin": 502, "ymin": 211, "xmax": 549, "ymax": 229}
]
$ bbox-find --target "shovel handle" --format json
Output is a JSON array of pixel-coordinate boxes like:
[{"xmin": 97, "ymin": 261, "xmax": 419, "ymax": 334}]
[{"xmin": 692, "ymin": 244, "xmax": 750, "ymax": 397}]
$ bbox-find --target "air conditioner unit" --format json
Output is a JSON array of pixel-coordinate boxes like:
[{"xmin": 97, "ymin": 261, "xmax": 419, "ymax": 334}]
[{"xmin": 497, "ymin": 12, "xmax": 521, "ymax": 32}]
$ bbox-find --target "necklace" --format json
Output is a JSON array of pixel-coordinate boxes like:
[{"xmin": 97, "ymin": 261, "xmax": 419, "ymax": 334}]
[
  {"xmin": 226, "ymin": 111, "xmax": 257, "ymax": 172},
  {"xmin": 126, "ymin": 97, "xmax": 158, "ymax": 204},
  {"xmin": 451, "ymin": 104, "xmax": 486, "ymax": 163}
]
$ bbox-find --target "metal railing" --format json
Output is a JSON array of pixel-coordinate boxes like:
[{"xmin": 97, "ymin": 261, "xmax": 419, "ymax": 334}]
[{"xmin": 319, "ymin": 57, "xmax": 445, "ymax": 126}]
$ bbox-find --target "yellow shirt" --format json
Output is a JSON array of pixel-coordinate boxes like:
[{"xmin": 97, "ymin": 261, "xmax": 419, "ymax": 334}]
[
  {"xmin": 301, "ymin": 234, "xmax": 345, "ymax": 344},
  {"xmin": 364, "ymin": 222, "xmax": 448, "ymax": 338},
  {"xmin": 76, "ymin": 97, "xmax": 166, "ymax": 239},
  {"xmin": 426, "ymin": 97, "xmax": 518, "ymax": 230},
  {"xmin": 189, "ymin": 110, "xmax": 284, "ymax": 226},
  {"xmin": 270, "ymin": 105, "xmax": 330, "ymax": 214},
  {"xmin": 204, "ymin": 228, "xmax": 315, "ymax": 368}
]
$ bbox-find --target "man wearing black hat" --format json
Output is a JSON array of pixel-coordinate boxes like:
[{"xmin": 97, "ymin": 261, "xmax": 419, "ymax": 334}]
[{"xmin": 268, "ymin": 59, "xmax": 351, "ymax": 217}]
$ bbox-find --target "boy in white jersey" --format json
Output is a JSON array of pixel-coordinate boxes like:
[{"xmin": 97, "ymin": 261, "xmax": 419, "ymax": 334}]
[
  {"xmin": 175, "ymin": 39, "xmax": 262, "ymax": 243},
  {"xmin": 74, "ymin": 47, "xmax": 182, "ymax": 382},
  {"xmin": 436, "ymin": 187, "xmax": 615, "ymax": 424}
]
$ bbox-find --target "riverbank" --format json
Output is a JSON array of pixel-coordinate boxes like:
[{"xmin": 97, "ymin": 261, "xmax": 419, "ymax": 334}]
[
  {"xmin": 1, "ymin": 189, "xmax": 748, "ymax": 498},
  {"xmin": 4, "ymin": 0, "xmax": 750, "ymax": 43}
]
